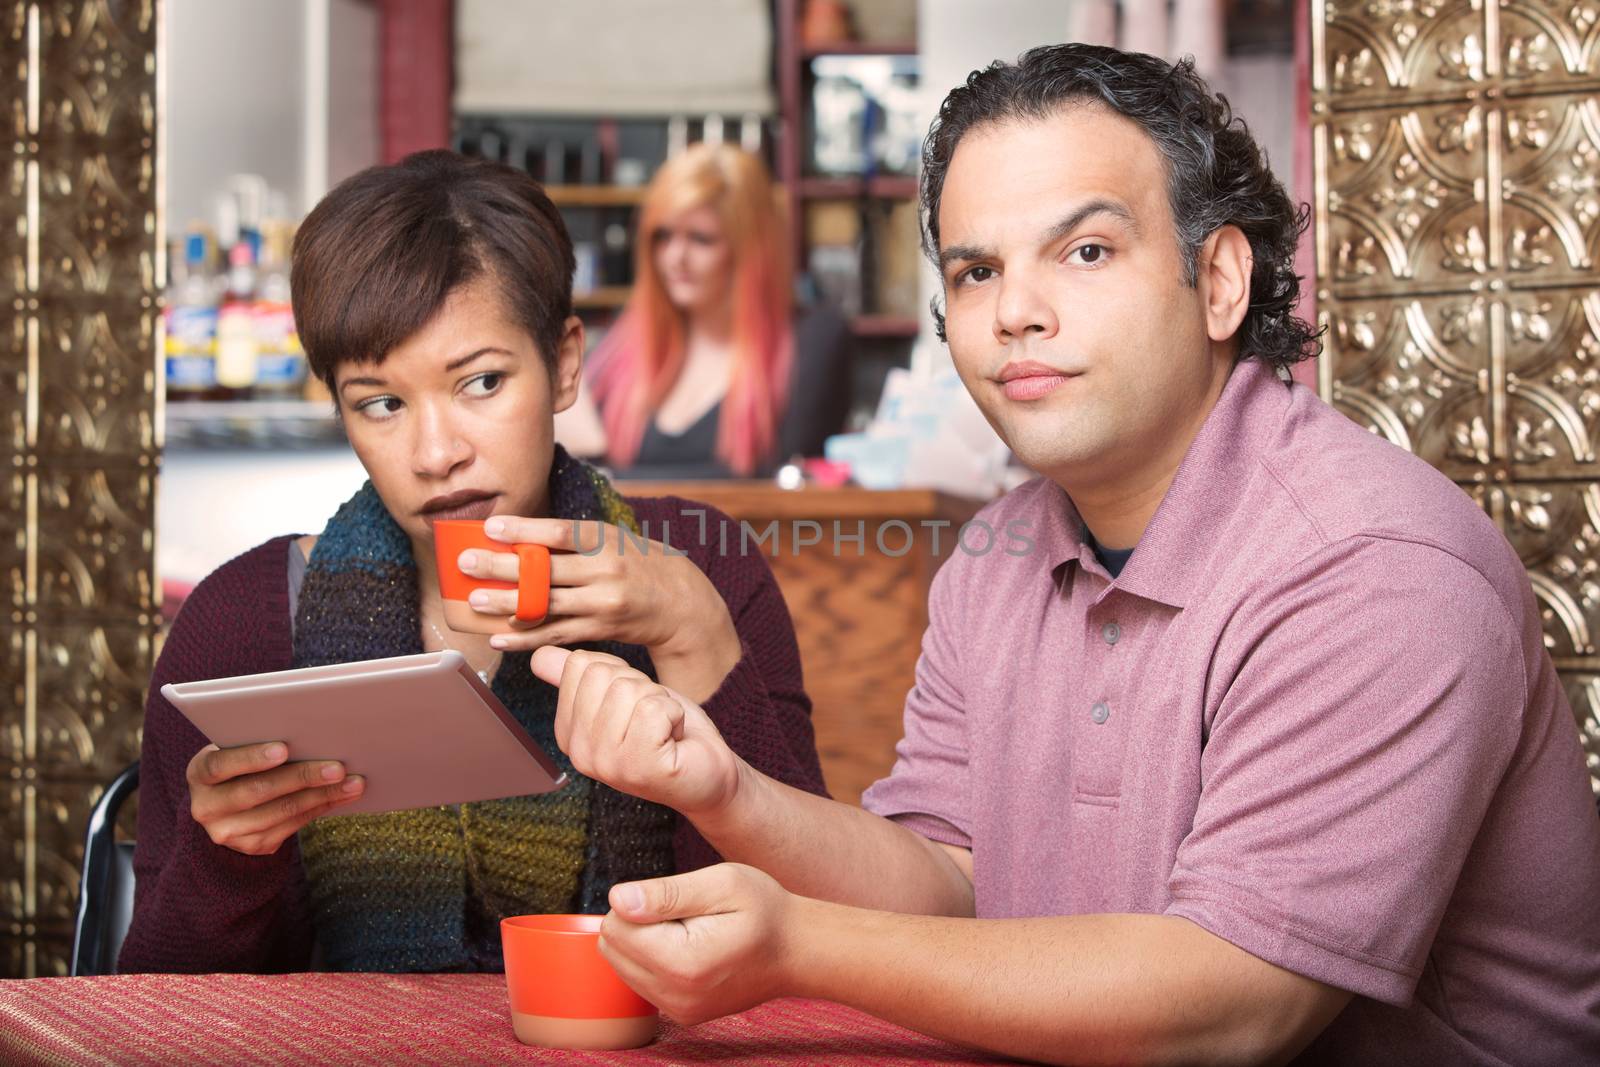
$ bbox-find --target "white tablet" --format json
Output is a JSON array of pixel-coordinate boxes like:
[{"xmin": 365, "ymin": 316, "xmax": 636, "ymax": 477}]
[{"xmin": 161, "ymin": 650, "xmax": 567, "ymax": 815}]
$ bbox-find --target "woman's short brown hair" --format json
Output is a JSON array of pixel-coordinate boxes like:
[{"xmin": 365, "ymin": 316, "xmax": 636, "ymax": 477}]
[{"xmin": 290, "ymin": 149, "xmax": 575, "ymax": 388}]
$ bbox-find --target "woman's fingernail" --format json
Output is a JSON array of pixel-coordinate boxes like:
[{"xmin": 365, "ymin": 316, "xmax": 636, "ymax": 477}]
[
  {"xmin": 341, "ymin": 776, "xmax": 365, "ymax": 794},
  {"xmin": 485, "ymin": 518, "xmax": 504, "ymax": 537},
  {"xmin": 489, "ymin": 635, "xmax": 507, "ymax": 650},
  {"xmin": 458, "ymin": 550, "xmax": 478, "ymax": 570},
  {"xmin": 469, "ymin": 590, "xmax": 489, "ymax": 607},
  {"xmin": 264, "ymin": 743, "xmax": 287, "ymax": 762},
  {"xmin": 321, "ymin": 763, "xmax": 342, "ymax": 781}
]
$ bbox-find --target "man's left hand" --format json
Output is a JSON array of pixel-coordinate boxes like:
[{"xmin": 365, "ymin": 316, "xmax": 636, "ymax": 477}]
[{"xmin": 599, "ymin": 863, "xmax": 799, "ymax": 1026}]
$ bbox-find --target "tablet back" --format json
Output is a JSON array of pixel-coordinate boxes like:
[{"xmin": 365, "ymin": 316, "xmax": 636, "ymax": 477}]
[{"xmin": 162, "ymin": 651, "xmax": 567, "ymax": 815}]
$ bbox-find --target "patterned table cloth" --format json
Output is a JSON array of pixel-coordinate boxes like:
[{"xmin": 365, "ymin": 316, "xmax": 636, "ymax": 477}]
[{"xmin": 0, "ymin": 972, "xmax": 1015, "ymax": 1065}]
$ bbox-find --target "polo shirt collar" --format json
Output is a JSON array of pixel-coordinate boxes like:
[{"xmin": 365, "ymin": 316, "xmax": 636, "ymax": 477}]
[{"xmin": 1042, "ymin": 360, "xmax": 1292, "ymax": 609}]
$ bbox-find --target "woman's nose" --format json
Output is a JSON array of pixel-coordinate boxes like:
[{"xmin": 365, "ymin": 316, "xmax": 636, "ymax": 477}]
[
  {"xmin": 410, "ymin": 403, "xmax": 472, "ymax": 478},
  {"xmin": 667, "ymin": 236, "xmax": 693, "ymax": 272}
]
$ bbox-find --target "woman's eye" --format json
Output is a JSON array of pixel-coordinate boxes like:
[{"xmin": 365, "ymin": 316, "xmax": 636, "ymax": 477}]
[
  {"xmin": 355, "ymin": 396, "xmax": 402, "ymax": 419},
  {"xmin": 1070, "ymin": 243, "xmax": 1108, "ymax": 266},
  {"xmin": 465, "ymin": 372, "xmax": 504, "ymax": 396}
]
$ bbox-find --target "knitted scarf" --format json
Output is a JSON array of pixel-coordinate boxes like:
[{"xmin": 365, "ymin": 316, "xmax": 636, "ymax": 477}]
[{"xmin": 292, "ymin": 447, "xmax": 677, "ymax": 973}]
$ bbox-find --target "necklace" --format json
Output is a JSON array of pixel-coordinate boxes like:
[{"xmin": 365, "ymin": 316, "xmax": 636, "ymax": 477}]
[{"xmin": 424, "ymin": 617, "xmax": 501, "ymax": 685}]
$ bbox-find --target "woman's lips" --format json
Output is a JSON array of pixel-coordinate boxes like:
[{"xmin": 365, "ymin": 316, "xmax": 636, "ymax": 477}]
[
  {"xmin": 425, "ymin": 495, "xmax": 498, "ymax": 522},
  {"xmin": 1002, "ymin": 374, "xmax": 1073, "ymax": 401}
]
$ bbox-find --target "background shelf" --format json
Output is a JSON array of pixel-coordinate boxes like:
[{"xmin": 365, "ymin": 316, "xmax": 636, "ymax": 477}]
[
  {"xmin": 800, "ymin": 41, "xmax": 916, "ymax": 58},
  {"xmin": 544, "ymin": 184, "xmax": 648, "ymax": 207},
  {"xmin": 573, "ymin": 286, "xmax": 632, "ymax": 309},
  {"xmin": 850, "ymin": 314, "xmax": 919, "ymax": 338},
  {"xmin": 164, "ymin": 399, "xmax": 344, "ymax": 450},
  {"xmin": 798, "ymin": 175, "xmax": 918, "ymax": 200}
]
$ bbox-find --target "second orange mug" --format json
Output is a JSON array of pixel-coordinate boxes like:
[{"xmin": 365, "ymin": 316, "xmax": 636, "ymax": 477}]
[
  {"xmin": 501, "ymin": 914, "xmax": 658, "ymax": 1050},
  {"xmin": 432, "ymin": 519, "xmax": 551, "ymax": 635}
]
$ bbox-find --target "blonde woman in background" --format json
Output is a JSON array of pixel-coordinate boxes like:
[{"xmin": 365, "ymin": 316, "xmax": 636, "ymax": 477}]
[{"xmin": 559, "ymin": 145, "xmax": 850, "ymax": 478}]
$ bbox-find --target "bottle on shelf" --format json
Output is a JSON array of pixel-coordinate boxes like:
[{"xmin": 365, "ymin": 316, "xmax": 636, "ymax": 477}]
[
  {"xmin": 229, "ymin": 173, "xmax": 269, "ymax": 264},
  {"xmin": 213, "ymin": 240, "xmax": 260, "ymax": 399},
  {"xmin": 164, "ymin": 230, "xmax": 220, "ymax": 402},
  {"xmin": 602, "ymin": 215, "xmax": 633, "ymax": 288},
  {"xmin": 165, "ymin": 175, "xmax": 306, "ymax": 405},
  {"xmin": 252, "ymin": 224, "xmax": 307, "ymax": 398}
]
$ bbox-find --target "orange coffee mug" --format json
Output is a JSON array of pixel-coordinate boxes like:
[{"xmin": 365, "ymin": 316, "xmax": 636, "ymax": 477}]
[
  {"xmin": 432, "ymin": 519, "xmax": 551, "ymax": 635},
  {"xmin": 501, "ymin": 914, "xmax": 658, "ymax": 1050}
]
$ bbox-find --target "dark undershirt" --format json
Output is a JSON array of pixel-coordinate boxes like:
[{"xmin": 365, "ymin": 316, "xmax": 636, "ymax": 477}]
[{"xmin": 1086, "ymin": 532, "xmax": 1136, "ymax": 578}]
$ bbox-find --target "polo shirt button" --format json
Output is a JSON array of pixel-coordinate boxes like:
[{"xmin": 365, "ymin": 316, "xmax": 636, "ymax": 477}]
[
  {"xmin": 1091, "ymin": 701, "xmax": 1110, "ymax": 724},
  {"xmin": 1102, "ymin": 622, "xmax": 1121, "ymax": 645}
]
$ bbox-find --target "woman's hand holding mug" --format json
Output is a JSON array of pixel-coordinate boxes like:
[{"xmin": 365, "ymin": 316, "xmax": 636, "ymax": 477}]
[{"xmin": 450, "ymin": 516, "xmax": 742, "ymax": 703}]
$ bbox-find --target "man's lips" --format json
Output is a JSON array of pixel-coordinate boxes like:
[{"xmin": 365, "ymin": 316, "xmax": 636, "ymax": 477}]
[
  {"xmin": 996, "ymin": 361, "xmax": 1081, "ymax": 402},
  {"xmin": 1002, "ymin": 375, "xmax": 1072, "ymax": 401},
  {"xmin": 421, "ymin": 492, "xmax": 498, "ymax": 522}
]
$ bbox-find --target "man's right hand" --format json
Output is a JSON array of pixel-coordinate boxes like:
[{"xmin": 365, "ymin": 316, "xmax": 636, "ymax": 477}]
[
  {"xmin": 185, "ymin": 742, "xmax": 365, "ymax": 856},
  {"xmin": 531, "ymin": 646, "xmax": 744, "ymax": 821}
]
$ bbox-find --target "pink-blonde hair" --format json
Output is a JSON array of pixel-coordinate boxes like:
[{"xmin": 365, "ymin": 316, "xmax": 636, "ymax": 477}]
[{"xmin": 588, "ymin": 144, "xmax": 793, "ymax": 476}]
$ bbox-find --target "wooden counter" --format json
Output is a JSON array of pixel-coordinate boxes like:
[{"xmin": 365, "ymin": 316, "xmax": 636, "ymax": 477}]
[{"xmin": 617, "ymin": 481, "xmax": 986, "ymax": 805}]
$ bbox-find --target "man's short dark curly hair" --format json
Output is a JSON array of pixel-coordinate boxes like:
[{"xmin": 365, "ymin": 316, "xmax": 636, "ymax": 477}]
[{"xmin": 922, "ymin": 43, "xmax": 1321, "ymax": 371}]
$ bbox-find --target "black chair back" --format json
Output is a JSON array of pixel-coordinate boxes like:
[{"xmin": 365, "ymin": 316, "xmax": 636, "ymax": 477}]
[{"xmin": 70, "ymin": 760, "xmax": 139, "ymax": 977}]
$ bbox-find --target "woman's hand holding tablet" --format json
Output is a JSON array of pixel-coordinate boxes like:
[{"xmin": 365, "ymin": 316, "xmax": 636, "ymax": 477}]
[
  {"xmin": 162, "ymin": 651, "xmax": 567, "ymax": 836},
  {"xmin": 186, "ymin": 742, "xmax": 366, "ymax": 856}
]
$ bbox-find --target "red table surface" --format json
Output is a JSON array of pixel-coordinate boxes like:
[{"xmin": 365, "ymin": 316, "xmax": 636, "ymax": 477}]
[{"xmin": 0, "ymin": 972, "xmax": 1018, "ymax": 1066}]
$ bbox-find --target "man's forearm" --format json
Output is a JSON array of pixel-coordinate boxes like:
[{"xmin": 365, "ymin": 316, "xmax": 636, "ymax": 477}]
[
  {"xmin": 689, "ymin": 760, "xmax": 974, "ymax": 916},
  {"xmin": 780, "ymin": 903, "xmax": 1346, "ymax": 1067}
]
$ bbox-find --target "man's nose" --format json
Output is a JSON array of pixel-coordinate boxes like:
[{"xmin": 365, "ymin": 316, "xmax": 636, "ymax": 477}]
[{"xmin": 992, "ymin": 267, "xmax": 1060, "ymax": 344}]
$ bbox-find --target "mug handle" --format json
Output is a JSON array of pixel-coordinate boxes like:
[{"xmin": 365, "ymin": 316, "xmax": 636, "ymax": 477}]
[{"xmin": 515, "ymin": 544, "xmax": 552, "ymax": 623}]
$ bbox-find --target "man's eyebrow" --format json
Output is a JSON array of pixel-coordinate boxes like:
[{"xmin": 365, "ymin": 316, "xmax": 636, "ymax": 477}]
[
  {"xmin": 938, "ymin": 197, "xmax": 1142, "ymax": 273},
  {"xmin": 939, "ymin": 241, "xmax": 991, "ymax": 272},
  {"xmin": 337, "ymin": 348, "xmax": 507, "ymax": 395},
  {"xmin": 1043, "ymin": 198, "xmax": 1141, "ymax": 245}
]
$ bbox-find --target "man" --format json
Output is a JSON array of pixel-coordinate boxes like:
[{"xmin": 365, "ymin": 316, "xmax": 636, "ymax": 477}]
[{"xmin": 526, "ymin": 44, "xmax": 1600, "ymax": 1064}]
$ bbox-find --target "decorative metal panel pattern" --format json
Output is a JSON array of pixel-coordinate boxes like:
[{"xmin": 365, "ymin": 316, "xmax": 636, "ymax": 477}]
[
  {"xmin": 1314, "ymin": 0, "xmax": 1600, "ymax": 797},
  {"xmin": 1, "ymin": 0, "xmax": 161, "ymax": 978}
]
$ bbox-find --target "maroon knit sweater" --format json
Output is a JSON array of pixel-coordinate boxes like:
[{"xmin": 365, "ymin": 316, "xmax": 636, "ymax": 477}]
[{"xmin": 119, "ymin": 496, "xmax": 827, "ymax": 974}]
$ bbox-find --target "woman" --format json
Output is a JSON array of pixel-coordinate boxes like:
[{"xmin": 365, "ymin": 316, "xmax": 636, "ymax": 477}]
[
  {"xmin": 119, "ymin": 150, "xmax": 826, "ymax": 974},
  {"xmin": 569, "ymin": 144, "xmax": 849, "ymax": 478}
]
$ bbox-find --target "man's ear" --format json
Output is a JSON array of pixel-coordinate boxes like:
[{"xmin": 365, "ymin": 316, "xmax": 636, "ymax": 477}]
[
  {"xmin": 1199, "ymin": 225, "xmax": 1252, "ymax": 345},
  {"xmin": 551, "ymin": 315, "xmax": 585, "ymax": 414}
]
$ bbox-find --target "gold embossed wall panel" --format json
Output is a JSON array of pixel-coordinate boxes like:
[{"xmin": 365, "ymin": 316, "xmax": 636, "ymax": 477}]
[
  {"xmin": 1488, "ymin": 481, "xmax": 1600, "ymax": 662},
  {"xmin": 1504, "ymin": 288, "xmax": 1600, "ymax": 478},
  {"xmin": 1, "ymin": 0, "xmax": 161, "ymax": 979},
  {"xmin": 1320, "ymin": 1, "xmax": 1487, "ymax": 104},
  {"xmin": 1560, "ymin": 674, "xmax": 1600, "ymax": 795},
  {"xmin": 1320, "ymin": 293, "xmax": 1493, "ymax": 476},
  {"xmin": 1319, "ymin": 103, "xmax": 1488, "ymax": 293},
  {"xmin": 1315, "ymin": 0, "xmax": 1600, "ymax": 799}
]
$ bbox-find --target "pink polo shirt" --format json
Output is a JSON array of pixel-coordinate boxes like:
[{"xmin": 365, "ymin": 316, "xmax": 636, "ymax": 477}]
[{"xmin": 862, "ymin": 360, "xmax": 1600, "ymax": 1064}]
